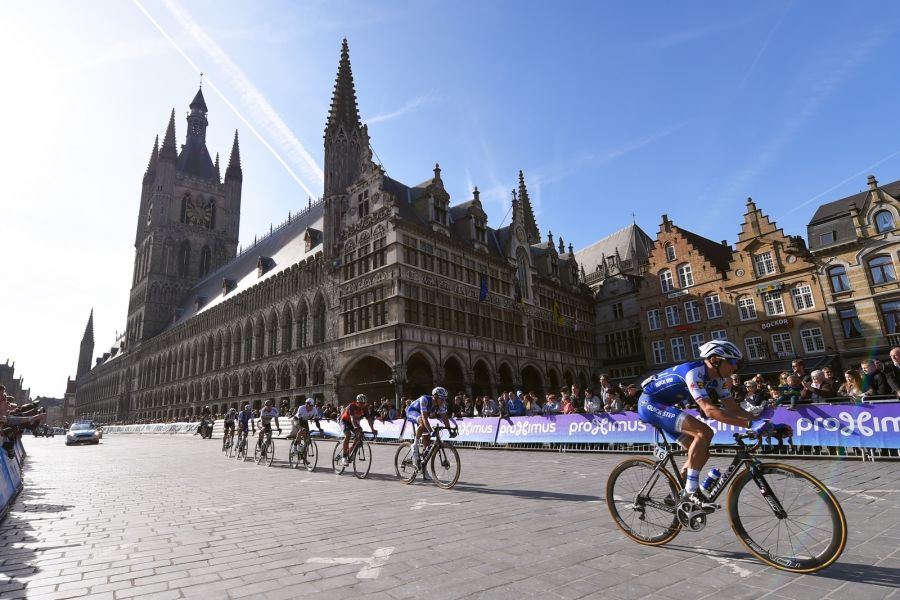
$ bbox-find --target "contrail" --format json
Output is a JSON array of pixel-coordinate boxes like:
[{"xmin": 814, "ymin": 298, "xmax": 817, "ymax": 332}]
[{"xmin": 132, "ymin": 0, "xmax": 322, "ymax": 199}]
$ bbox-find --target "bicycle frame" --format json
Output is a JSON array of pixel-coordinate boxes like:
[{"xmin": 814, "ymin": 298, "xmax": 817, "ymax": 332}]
[{"xmin": 647, "ymin": 429, "xmax": 788, "ymax": 518}]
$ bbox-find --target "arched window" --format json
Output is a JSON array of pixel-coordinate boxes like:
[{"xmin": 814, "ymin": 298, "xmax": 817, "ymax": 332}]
[
  {"xmin": 296, "ymin": 304, "xmax": 309, "ymax": 348},
  {"xmin": 659, "ymin": 269, "xmax": 674, "ymax": 293},
  {"xmin": 828, "ymin": 265, "xmax": 850, "ymax": 292},
  {"xmin": 676, "ymin": 263, "xmax": 693, "ymax": 288},
  {"xmin": 162, "ymin": 239, "xmax": 175, "ymax": 274},
  {"xmin": 313, "ymin": 298, "xmax": 326, "ymax": 344},
  {"xmin": 208, "ymin": 198, "xmax": 216, "ymax": 229},
  {"xmin": 874, "ymin": 210, "xmax": 895, "ymax": 233},
  {"xmin": 665, "ymin": 243, "xmax": 676, "ymax": 261},
  {"xmin": 868, "ymin": 255, "xmax": 897, "ymax": 285},
  {"xmin": 177, "ymin": 241, "xmax": 191, "ymax": 277},
  {"xmin": 199, "ymin": 245, "xmax": 211, "ymax": 277},
  {"xmin": 180, "ymin": 193, "xmax": 191, "ymax": 224},
  {"xmin": 516, "ymin": 251, "xmax": 530, "ymax": 300}
]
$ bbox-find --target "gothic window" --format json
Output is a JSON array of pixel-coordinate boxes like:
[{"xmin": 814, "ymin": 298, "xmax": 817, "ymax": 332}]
[
  {"xmin": 281, "ymin": 306, "xmax": 293, "ymax": 353},
  {"xmin": 296, "ymin": 304, "xmax": 309, "ymax": 348},
  {"xmin": 312, "ymin": 359, "xmax": 325, "ymax": 386},
  {"xmin": 312, "ymin": 297, "xmax": 326, "ymax": 344},
  {"xmin": 177, "ymin": 241, "xmax": 191, "ymax": 277},
  {"xmin": 199, "ymin": 245, "xmax": 211, "ymax": 277},
  {"xmin": 516, "ymin": 251, "xmax": 530, "ymax": 300},
  {"xmin": 296, "ymin": 362, "xmax": 308, "ymax": 387},
  {"xmin": 180, "ymin": 194, "xmax": 191, "ymax": 224},
  {"xmin": 208, "ymin": 198, "xmax": 216, "ymax": 229},
  {"xmin": 874, "ymin": 210, "xmax": 895, "ymax": 233}
]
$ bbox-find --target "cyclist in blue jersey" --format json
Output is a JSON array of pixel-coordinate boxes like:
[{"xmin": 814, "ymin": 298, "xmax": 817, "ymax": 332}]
[
  {"xmin": 406, "ymin": 387, "xmax": 456, "ymax": 457},
  {"xmin": 238, "ymin": 404, "xmax": 255, "ymax": 436},
  {"xmin": 638, "ymin": 340, "xmax": 790, "ymax": 511}
]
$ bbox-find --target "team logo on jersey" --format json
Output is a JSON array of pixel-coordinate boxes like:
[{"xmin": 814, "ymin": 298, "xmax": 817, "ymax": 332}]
[{"xmin": 691, "ymin": 381, "xmax": 705, "ymax": 390}]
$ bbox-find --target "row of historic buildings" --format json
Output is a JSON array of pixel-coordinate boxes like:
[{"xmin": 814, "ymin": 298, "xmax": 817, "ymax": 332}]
[{"xmin": 71, "ymin": 40, "xmax": 900, "ymax": 422}]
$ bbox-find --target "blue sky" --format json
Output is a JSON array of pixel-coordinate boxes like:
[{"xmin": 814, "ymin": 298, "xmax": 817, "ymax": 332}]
[{"xmin": 3, "ymin": 0, "xmax": 900, "ymax": 397}]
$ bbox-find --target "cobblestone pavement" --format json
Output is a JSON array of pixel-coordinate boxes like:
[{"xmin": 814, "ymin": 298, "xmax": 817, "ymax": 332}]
[{"xmin": 1, "ymin": 435, "xmax": 899, "ymax": 600}]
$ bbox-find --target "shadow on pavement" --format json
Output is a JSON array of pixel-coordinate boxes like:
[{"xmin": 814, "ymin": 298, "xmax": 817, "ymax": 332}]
[{"xmin": 452, "ymin": 483, "xmax": 601, "ymax": 502}]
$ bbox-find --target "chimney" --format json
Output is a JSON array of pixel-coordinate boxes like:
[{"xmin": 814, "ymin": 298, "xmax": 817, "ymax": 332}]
[{"xmin": 868, "ymin": 175, "xmax": 878, "ymax": 190}]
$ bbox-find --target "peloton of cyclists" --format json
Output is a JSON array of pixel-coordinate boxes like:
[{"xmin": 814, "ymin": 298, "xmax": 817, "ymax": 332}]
[
  {"xmin": 339, "ymin": 394, "xmax": 377, "ymax": 466},
  {"xmin": 257, "ymin": 399, "xmax": 281, "ymax": 448},
  {"xmin": 638, "ymin": 340, "xmax": 791, "ymax": 512},
  {"xmin": 406, "ymin": 386, "xmax": 456, "ymax": 463}
]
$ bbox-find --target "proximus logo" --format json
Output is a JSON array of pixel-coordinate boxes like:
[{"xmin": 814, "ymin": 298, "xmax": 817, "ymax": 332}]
[{"xmin": 795, "ymin": 411, "xmax": 900, "ymax": 437}]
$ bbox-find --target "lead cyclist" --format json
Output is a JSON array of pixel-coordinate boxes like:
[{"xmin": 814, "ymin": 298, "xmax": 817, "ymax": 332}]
[{"xmin": 637, "ymin": 340, "xmax": 791, "ymax": 511}]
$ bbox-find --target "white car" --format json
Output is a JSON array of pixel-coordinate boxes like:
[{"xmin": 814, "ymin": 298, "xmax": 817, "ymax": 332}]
[{"xmin": 66, "ymin": 422, "xmax": 100, "ymax": 446}]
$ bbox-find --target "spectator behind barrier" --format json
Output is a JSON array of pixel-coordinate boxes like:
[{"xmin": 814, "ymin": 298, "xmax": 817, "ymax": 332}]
[{"xmin": 861, "ymin": 360, "xmax": 890, "ymax": 396}]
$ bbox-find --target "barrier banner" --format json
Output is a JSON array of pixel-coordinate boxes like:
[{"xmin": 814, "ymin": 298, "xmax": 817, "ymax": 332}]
[
  {"xmin": 0, "ymin": 440, "xmax": 25, "ymax": 522},
  {"xmin": 361, "ymin": 418, "xmax": 404, "ymax": 440}
]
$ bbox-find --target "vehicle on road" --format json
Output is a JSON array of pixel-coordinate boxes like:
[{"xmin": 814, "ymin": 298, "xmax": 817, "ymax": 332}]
[
  {"xmin": 66, "ymin": 422, "xmax": 101, "ymax": 446},
  {"xmin": 606, "ymin": 426, "xmax": 846, "ymax": 573}
]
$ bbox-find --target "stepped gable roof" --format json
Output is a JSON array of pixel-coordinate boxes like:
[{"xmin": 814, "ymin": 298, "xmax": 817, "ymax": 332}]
[
  {"xmin": 809, "ymin": 178, "xmax": 900, "ymax": 224},
  {"xmin": 575, "ymin": 224, "xmax": 653, "ymax": 272},
  {"xmin": 169, "ymin": 202, "xmax": 325, "ymax": 328},
  {"xmin": 674, "ymin": 225, "xmax": 733, "ymax": 271}
]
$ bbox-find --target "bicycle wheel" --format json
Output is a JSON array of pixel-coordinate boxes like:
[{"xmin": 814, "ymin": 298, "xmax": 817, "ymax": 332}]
[
  {"xmin": 222, "ymin": 435, "xmax": 228, "ymax": 453},
  {"xmin": 352, "ymin": 441, "xmax": 373, "ymax": 479},
  {"xmin": 304, "ymin": 440, "xmax": 318, "ymax": 472},
  {"xmin": 226, "ymin": 435, "xmax": 235, "ymax": 458},
  {"xmin": 332, "ymin": 441, "xmax": 346, "ymax": 474},
  {"xmin": 235, "ymin": 436, "xmax": 245, "ymax": 461},
  {"xmin": 289, "ymin": 440, "xmax": 300, "ymax": 469},
  {"xmin": 393, "ymin": 442, "xmax": 418, "ymax": 484},
  {"xmin": 728, "ymin": 463, "xmax": 847, "ymax": 573},
  {"xmin": 429, "ymin": 444, "xmax": 461, "ymax": 489},
  {"xmin": 265, "ymin": 439, "xmax": 275, "ymax": 467},
  {"xmin": 606, "ymin": 457, "xmax": 681, "ymax": 545},
  {"xmin": 254, "ymin": 439, "xmax": 264, "ymax": 465}
]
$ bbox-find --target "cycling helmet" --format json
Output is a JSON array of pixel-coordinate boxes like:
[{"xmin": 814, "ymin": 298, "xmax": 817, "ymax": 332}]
[
  {"xmin": 264, "ymin": 399, "xmax": 274, "ymax": 407},
  {"xmin": 698, "ymin": 340, "xmax": 743, "ymax": 361},
  {"xmin": 228, "ymin": 408, "xmax": 236, "ymax": 414},
  {"xmin": 306, "ymin": 398, "xmax": 315, "ymax": 405},
  {"xmin": 243, "ymin": 404, "xmax": 251, "ymax": 411},
  {"xmin": 431, "ymin": 386, "xmax": 448, "ymax": 400},
  {"xmin": 356, "ymin": 394, "xmax": 368, "ymax": 403}
]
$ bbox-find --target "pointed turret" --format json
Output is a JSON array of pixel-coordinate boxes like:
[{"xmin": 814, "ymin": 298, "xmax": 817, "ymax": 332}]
[
  {"xmin": 76, "ymin": 309, "xmax": 95, "ymax": 379},
  {"xmin": 225, "ymin": 130, "xmax": 242, "ymax": 181},
  {"xmin": 143, "ymin": 135, "xmax": 159, "ymax": 183},
  {"xmin": 518, "ymin": 171, "xmax": 540, "ymax": 244},
  {"xmin": 190, "ymin": 87, "xmax": 208, "ymax": 113},
  {"xmin": 214, "ymin": 152, "xmax": 221, "ymax": 182},
  {"xmin": 159, "ymin": 109, "xmax": 177, "ymax": 161},
  {"xmin": 326, "ymin": 38, "xmax": 362, "ymax": 133}
]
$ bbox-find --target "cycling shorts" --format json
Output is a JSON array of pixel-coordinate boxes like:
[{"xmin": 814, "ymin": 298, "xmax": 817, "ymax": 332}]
[
  {"xmin": 224, "ymin": 421, "xmax": 235, "ymax": 430},
  {"xmin": 637, "ymin": 394, "xmax": 690, "ymax": 443},
  {"xmin": 341, "ymin": 419, "xmax": 359, "ymax": 434},
  {"xmin": 406, "ymin": 410, "xmax": 422, "ymax": 424},
  {"xmin": 260, "ymin": 422, "xmax": 273, "ymax": 432},
  {"xmin": 295, "ymin": 417, "xmax": 310, "ymax": 430}
]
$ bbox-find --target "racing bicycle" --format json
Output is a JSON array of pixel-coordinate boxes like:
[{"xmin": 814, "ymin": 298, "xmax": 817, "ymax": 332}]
[
  {"xmin": 606, "ymin": 426, "xmax": 847, "ymax": 573},
  {"xmin": 222, "ymin": 426, "xmax": 236, "ymax": 457},
  {"xmin": 254, "ymin": 426, "xmax": 278, "ymax": 467},
  {"xmin": 289, "ymin": 431, "xmax": 318, "ymax": 472},
  {"xmin": 234, "ymin": 428, "xmax": 253, "ymax": 461},
  {"xmin": 332, "ymin": 429, "xmax": 374, "ymax": 478},
  {"xmin": 393, "ymin": 425, "xmax": 461, "ymax": 489}
]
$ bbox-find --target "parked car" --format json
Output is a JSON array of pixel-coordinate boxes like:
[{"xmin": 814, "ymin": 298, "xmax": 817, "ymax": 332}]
[{"xmin": 66, "ymin": 422, "xmax": 100, "ymax": 446}]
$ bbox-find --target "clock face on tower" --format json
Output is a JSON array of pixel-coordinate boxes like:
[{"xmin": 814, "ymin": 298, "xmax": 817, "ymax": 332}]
[{"xmin": 186, "ymin": 197, "xmax": 212, "ymax": 227}]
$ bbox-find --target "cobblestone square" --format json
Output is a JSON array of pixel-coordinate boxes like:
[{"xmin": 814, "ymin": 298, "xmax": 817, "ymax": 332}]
[{"xmin": 1, "ymin": 435, "xmax": 899, "ymax": 599}]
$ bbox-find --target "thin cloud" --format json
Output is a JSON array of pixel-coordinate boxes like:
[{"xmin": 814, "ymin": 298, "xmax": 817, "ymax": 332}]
[
  {"xmin": 639, "ymin": 14, "xmax": 762, "ymax": 51},
  {"xmin": 366, "ymin": 93, "xmax": 436, "ymax": 125},
  {"xmin": 133, "ymin": 0, "xmax": 323, "ymax": 199}
]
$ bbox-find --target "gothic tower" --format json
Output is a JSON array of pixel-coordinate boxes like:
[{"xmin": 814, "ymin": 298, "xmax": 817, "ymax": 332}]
[
  {"xmin": 76, "ymin": 309, "xmax": 95, "ymax": 379},
  {"xmin": 323, "ymin": 39, "xmax": 371, "ymax": 258},
  {"xmin": 126, "ymin": 88, "xmax": 243, "ymax": 345}
]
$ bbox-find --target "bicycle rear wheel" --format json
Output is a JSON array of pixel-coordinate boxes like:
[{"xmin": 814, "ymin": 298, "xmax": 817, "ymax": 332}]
[
  {"xmin": 332, "ymin": 441, "xmax": 346, "ymax": 474},
  {"xmin": 289, "ymin": 440, "xmax": 300, "ymax": 469},
  {"xmin": 606, "ymin": 457, "xmax": 681, "ymax": 545},
  {"xmin": 225, "ymin": 436, "xmax": 235, "ymax": 458},
  {"xmin": 265, "ymin": 439, "xmax": 275, "ymax": 467},
  {"xmin": 254, "ymin": 439, "xmax": 264, "ymax": 465},
  {"xmin": 235, "ymin": 436, "xmax": 246, "ymax": 461},
  {"xmin": 353, "ymin": 441, "xmax": 373, "ymax": 479},
  {"xmin": 304, "ymin": 440, "xmax": 318, "ymax": 472},
  {"xmin": 728, "ymin": 463, "xmax": 847, "ymax": 573},
  {"xmin": 429, "ymin": 444, "xmax": 461, "ymax": 489},
  {"xmin": 394, "ymin": 442, "xmax": 418, "ymax": 484}
]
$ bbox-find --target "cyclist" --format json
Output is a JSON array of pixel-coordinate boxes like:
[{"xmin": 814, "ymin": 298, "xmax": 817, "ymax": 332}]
[
  {"xmin": 406, "ymin": 386, "xmax": 455, "ymax": 462},
  {"xmin": 222, "ymin": 408, "xmax": 237, "ymax": 445},
  {"xmin": 237, "ymin": 403, "xmax": 255, "ymax": 440},
  {"xmin": 638, "ymin": 340, "xmax": 790, "ymax": 511},
  {"xmin": 293, "ymin": 398, "xmax": 323, "ymax": 450},
  {"xmin": 256, "ymin": 399, "xmax": 281, "ymax": 449},
  {"xmin": 340, "ymin": 394, "xmax": 376, "ymax": 466}
]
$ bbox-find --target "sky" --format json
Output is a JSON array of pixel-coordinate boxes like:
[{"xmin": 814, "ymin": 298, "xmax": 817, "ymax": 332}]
[{"xmin": 3, "ymin": 0, "xmax": 900, "ymax": 398}]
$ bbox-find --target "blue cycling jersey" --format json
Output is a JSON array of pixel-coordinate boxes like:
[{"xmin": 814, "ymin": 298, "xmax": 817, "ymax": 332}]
[
  {"xmin": 407, "ymin": 395, "xmax": 447, "ymax": 416},
  {"xmin": 238, "ymin": 410, "xmax": 254, "ymax": 427},
  {"xmin": 640, "ymin": 360, "xmax": 731, "ymax": 407}
]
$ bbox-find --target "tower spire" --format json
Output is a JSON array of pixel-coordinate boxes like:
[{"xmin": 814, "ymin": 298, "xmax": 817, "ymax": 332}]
[
  {"xmin": 518, "ymin": 170, "xmax": 540, "ymax": 244},
  {"xmin": 214, "ymin": 152, "xmax": 221, "ymax": 182},
  {"xmin": 326, "ymin": 38, "xmax": 362, "ymax": 132},
  {"xmin": 143, "ymin": 135, "xmax": 159, "ymax": 183},
  {"xmin": 76, "ymin": 309, "xmax": 95, "ymax": 379},
  {"xmin": 159, "ymin": 109, "xmax": 177, "ymax": 161},
  {"xmin": 225, "ymin": 130, "xmax": 242, "ymax": 181}
]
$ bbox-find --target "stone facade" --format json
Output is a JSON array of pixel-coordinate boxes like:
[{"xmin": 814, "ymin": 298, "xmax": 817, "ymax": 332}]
[
  {"xmin": 725, "ymin": 198, "xmax": 836, "ymax": 374},
  {"xmin": 0, "ymin": 360, "xmax": 30, "ymax": 402},
  {"xmin": 74, "ymin": 41, "xmax": 595, "ymax": 422},
  {"xmin": 638, "ymin": 215, "xmax": 733, "ymax": 370},
  {"xmin": 808, "ymin": 174, "xmax": 900, "ymax": 369}
]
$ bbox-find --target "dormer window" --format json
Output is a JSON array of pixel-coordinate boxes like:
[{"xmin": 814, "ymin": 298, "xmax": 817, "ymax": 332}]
[
  {"xmin": 194, "ymin": 296, "xmax": 207, "ymax": 311},
  {"xmin": 222, "ymin": 278, "xmax": 236, "ymax": 296},
  {"xmin": 257, "ymin": 256, "xmax": 274, "ymax": 277},
  {"xmin": 874, "ymin": 210, "xmax": 895, "ymax": 233},
  {"xmin": 433, "ymin": 199, "xmax": 448, "ymax": 226},
  {"xmin": 474, "ymin": 219, "xmax": 486, "ymax": 244},
  {"xmin": 551, "ymin": 257, "xmax": 559, "ymax": 278}
]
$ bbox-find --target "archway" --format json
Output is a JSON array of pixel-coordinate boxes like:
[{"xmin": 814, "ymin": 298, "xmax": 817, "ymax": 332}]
[
  {"xmin": 563, "ymin": 370, "xmax": 574, "ymax": 387},
  {"xmin": 472, "ymin": 360, "xmax": 492, "ymax": 398},
  {"xmin": 406, "ymin": 352, "xmax": 434, "ymax": 399},
  {"xmin": 339, "ymin": 356, "xmax": 393, "ymax": 407},
  {"xmin": 521, "ymin": 365, "xmax": 544, "ymax": 396},
  {"xmin": 547, "ymin": 368, "xmax": 561, "ymax": 393},
  {"xmin": 498, "ymin": 363, "xmax": 515, "ymax": 393},
  {"xmin": 442, "ymin": 356, "xmax": 466, "ymax": 397}
]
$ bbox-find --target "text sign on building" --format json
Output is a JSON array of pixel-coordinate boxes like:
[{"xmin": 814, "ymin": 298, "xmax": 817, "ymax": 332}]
[
  {"xmin": 757, "ymin": 282, "xmax": 784, "ymax": 294},
  {"xmin": 761, "ymin": 317, "xmax": 793, "ymax": 331},
  {"xmin": 667, "ymin": 289, "xmax": 689, "ymax": 299}
]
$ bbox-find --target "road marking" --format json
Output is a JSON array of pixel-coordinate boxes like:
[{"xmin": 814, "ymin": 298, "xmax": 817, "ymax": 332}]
[
  {"xmin": 411, "ymin": 499, "xmax": 460, "ymax": 511},
  {"xmin": 694, "ymin": 548, "xmax": 753, "ymax": 577},
  {"xmin": 306, "ymin": 546, "xmax": 394, "ymax": 579},
  {"xmin": 831, "ymin": 487, "xmax": 883, "ymax": 502}
]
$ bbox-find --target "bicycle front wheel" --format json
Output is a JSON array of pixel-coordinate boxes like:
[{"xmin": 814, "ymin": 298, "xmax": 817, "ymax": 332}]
[
  {"xmin": 265, "ymin": 439, "xmax": 275, "ymax": 467},
  {"xmin": 332, "ymin": 441, "xmax": 346, "ymax": 474},
  {"xmin": 728, "ymin": 463, "xmax": 847, "ymax": 573},
  {"xmin": 394, "ymin": 442, "xmax": 417, "ymax": 484},
  {"xmin": 289, "ymin": 440, "xmax": 300, "ymax": 469},
  {"xmin": 606, "ymin": 457, "xmax": 681, "ymax": 546},
  {"xmin": 254, "ymin": 440, "xmax": 263, "ymax": 464},
  {"xmin": 429, "ymin": 444, "xmax": 461, "ymax": 489},
  {"xmin": 353, "ymin": 441, "xmax": 373, "ymax": 479},
  {"xmin": 304, "ymin": 440, "xmax": 318, "ymax": 472}
]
